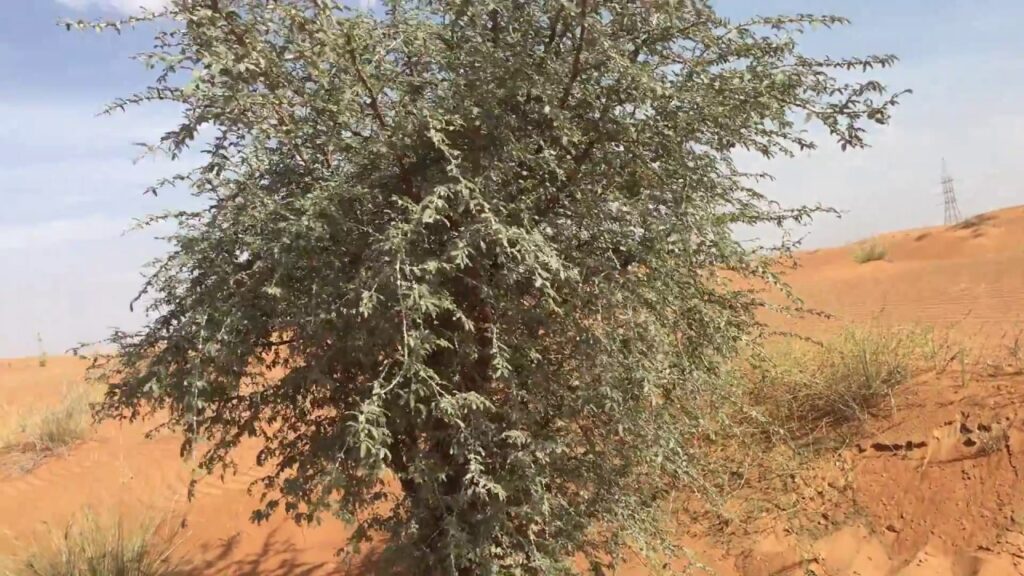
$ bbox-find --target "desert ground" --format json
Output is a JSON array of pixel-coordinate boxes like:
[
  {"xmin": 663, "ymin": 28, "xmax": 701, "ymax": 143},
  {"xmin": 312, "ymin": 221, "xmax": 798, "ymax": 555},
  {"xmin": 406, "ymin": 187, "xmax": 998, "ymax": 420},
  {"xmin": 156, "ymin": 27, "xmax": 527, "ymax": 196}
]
[{"xmin": 3, "ymin": 205, "xmax": 1024, "ymax": 575}]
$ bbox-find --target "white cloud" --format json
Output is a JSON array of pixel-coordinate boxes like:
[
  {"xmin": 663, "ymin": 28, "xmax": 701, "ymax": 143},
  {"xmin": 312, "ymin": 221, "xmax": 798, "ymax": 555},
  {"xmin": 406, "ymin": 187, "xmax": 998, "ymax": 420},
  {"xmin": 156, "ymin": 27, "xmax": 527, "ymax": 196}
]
[
  {"xmin": 0, "ymin": 100, "xmax": 181, "ymax": 155},
  {"xmin": 55, "ymin": 0, "xmax": 171, "ymax": 16},
  {"xmin": 0, "ymin": 96, "xmax": 193, "ymax": 238}
]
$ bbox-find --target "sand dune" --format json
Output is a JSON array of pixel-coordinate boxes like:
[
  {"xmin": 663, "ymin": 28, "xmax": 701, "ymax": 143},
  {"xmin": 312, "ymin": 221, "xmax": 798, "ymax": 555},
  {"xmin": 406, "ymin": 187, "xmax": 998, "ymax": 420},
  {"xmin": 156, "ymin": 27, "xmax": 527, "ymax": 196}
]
[
  {"xmin": 3, "ymin": 205, "xmax": 1024, "ymax": 574},
  {"xmin": 785, "ymin": 205, "xmax": 1024, "ymax": 340}
]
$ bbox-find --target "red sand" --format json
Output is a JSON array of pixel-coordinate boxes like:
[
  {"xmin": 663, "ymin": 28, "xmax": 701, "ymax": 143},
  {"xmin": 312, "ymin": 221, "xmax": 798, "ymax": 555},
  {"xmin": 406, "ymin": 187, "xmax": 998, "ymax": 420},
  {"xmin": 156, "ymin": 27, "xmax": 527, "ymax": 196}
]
[{"xmin": 4, "ymin": 205, "xmax": 1024, "ymax": 574}]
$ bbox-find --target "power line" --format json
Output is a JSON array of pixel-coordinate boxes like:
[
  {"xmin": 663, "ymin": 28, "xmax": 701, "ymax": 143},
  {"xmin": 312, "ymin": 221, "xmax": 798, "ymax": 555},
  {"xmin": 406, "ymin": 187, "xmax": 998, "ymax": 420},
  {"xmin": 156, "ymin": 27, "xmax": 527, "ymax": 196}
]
[{"xmin": 942, "ymin": 159, "xmax": 963, "ymax": 226}]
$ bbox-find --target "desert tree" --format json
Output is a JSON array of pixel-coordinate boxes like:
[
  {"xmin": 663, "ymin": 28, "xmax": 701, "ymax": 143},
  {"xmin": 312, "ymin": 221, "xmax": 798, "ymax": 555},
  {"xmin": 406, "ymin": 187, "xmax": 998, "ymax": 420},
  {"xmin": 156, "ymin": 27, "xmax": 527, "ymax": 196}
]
[{"xmin": 75, "ymin": 0, "xmax": 905, "ymax": 573}]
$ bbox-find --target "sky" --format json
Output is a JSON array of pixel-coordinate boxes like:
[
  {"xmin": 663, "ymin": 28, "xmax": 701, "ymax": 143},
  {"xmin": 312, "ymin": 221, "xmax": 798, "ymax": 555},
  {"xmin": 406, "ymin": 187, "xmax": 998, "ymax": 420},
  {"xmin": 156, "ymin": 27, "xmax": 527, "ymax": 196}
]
[{"xmin": 1, "ymin": 0, "xmax": 1023, "ymax": 357}]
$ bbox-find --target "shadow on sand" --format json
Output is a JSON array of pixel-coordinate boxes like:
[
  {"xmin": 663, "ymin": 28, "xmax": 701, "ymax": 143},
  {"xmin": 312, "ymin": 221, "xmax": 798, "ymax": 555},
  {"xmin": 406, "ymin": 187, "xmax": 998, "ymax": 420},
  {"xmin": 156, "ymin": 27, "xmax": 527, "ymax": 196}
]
[{"xmin": 175, "ymin": 524, "xmax": 391, "ymax": 576}]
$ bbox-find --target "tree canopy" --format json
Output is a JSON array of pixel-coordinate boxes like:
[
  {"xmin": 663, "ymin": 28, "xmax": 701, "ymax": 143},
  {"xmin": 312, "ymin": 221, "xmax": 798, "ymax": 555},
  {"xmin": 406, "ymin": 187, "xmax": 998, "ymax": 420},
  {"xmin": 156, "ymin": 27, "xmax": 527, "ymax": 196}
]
[{"xmin": 81, "ymin": 1, "xmax": 904, "ymax": 573}]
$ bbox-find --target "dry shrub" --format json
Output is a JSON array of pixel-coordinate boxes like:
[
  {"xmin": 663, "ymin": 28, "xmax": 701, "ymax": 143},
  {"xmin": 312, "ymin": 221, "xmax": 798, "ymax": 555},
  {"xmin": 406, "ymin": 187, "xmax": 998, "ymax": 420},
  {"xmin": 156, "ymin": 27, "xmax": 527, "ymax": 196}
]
[
  {"xmin": 691, "ymin": 326, "xmax": 927, "ymax": 533},
  {"xmin": 696, "ymin": 323, "xmax": 1024, "ymax": 536},
  {"xmin": 3, "ymin": 510, "xmax": 185, "ymax": 576},
  {"xmin": 852, "ymin": 242, "xmax": 887, "ymax": 264},
  {"xmin": 0, "ymin": 385, "xmax": 97, "ymax": 472},
  {"xmin": 744, "ymin": 326, "xmax": 920, "ymax": 445},
  {"xmin": 697, "ymin": 324, "xmax": 929, "ymax": 493},
  {"xmin": 914, "ymin": 324, "xmax": 962, "ymax": 373},
  {"xmin": 31, "ymin": 387, "xmax": 94, "ymax": 453}
]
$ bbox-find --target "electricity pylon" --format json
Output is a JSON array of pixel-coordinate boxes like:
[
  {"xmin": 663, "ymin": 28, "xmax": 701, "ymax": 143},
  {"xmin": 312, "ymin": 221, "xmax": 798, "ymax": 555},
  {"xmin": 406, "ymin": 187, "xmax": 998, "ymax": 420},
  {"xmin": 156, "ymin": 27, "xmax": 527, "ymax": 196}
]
[{"xmin": 942, "ymin": 160, "xmax": 963, "ymax": 226}]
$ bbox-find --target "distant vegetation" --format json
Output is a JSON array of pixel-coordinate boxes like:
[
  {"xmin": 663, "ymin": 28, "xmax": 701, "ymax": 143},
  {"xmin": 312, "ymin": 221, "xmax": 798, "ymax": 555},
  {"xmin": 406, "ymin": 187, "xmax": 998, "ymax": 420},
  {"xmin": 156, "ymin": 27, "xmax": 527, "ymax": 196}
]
[
  {"xmin": 36, "ymin": 334, "xmax": 47, "ymax": 368},
  {"xmin": 955, "ymin": 213, "xmax": 992, "ymax": 230},
  {"xmin": 853, "ymin": 242, "xmax": 888, "ymax": 263}
]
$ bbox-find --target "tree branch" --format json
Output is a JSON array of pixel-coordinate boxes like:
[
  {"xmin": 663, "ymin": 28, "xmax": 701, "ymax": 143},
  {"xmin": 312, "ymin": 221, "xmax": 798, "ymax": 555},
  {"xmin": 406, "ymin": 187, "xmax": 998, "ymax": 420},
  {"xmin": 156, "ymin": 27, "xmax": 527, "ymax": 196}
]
[
  {"xmin": 559, "ymin": 0, "xmax": 590, "ymax": 109},
  {"xmin": 544, "ymin": 5, "xmax": 565, "ymax": 53},
  {"xmin": 544, "ymin": 95, "xmax": 615, "ymax": 212},
  {"xmin": 345, "ymin": 38, "xmax": 390, "ymax": 132},
  {"xmin": 344, "ymin": 33, "xmax": 421, "ymax": 202}
]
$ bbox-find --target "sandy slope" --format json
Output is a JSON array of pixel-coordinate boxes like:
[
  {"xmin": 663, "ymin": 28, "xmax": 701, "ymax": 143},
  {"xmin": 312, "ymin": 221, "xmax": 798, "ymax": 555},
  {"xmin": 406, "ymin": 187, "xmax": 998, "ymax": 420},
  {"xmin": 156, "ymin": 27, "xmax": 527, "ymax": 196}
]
[
  {"xmin": 2, "ymin": 205, "xmax": 1024, "ymax": 575},
  {"xmin": 694, "ymin": 205, "xmax": 1024, "ymax": 576},
  {"xmin": 0, "ymin": 357, "xmax": 358, "ymax": 575},
  {"xmin": 719, "ymin": 369, "xmax": 1024, "ymax": 576},
  {"xmin": 782, "ymin": 205, "xmax": 1024, "ymax": 341}
]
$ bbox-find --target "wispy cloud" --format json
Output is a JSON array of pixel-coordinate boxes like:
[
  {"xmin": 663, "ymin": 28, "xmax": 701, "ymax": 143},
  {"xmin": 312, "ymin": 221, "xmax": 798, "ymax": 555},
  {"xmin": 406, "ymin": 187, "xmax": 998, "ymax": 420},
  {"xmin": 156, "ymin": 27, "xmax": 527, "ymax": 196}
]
[
  {"xmin": 55, "ymin": 0, "xmax": 171, "ymax": 15},
  {"xmin": 0, "ymin": 96, "xmax": 188, "ymax": 227},
  {"xmin": 0, "ymin": 94, "xmax": 193, "ymax": 355},
  {"xmin": 0, "ymin": 215, "xmax": 128, "ymax": 251}
]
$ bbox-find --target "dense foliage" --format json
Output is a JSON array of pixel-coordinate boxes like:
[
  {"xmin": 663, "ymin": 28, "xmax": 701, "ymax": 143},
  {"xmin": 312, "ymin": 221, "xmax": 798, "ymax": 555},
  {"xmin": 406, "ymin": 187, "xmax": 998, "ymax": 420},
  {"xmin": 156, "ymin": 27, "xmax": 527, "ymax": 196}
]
[{"xmin": 80, "ymin": 1, "xmax": 904, "ymax": 573}]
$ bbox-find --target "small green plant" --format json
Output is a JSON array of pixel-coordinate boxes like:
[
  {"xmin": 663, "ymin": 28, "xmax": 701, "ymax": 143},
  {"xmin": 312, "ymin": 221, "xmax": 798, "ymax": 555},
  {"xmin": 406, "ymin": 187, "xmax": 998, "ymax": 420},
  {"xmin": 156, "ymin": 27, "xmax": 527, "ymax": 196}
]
[
  {"xmin": 36, "ymin": 334, "xmax": 47, "ymax": 368},
  {"xmin": 4, "ymin": 510, "xmax": 184, "ymax": 576},
  {"xmin": 958, "ymin": 347, "xmax": 969, "ymax": 388},
  {"xmin": 1006, "ymin": 328, "xmax": 1023, "ymax": 373},
  {"xmin": 853, "ymin": 242, "xmax": 888, "ymax": 264}
]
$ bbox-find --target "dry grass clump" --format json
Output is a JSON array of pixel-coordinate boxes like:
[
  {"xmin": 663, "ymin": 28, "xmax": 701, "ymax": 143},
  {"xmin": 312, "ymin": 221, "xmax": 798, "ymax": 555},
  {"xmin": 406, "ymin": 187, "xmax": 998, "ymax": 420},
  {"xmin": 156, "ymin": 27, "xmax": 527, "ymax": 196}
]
[
  {"xmin": 0, "ymin": 403, "xmax": 21, "ymax": 452},
  {"xmin": 694, "ymin": 323, "xmax": 1024, "ymax": 536},
  {"xmin": 696, "ymin": 326, "xmax": 928, "ymax": 497},
  {"xmin": 0, "ymin": 385, "xmax": 98, "ymax": 472},
  {"xmin": 31, "ymin": 387, "xmax": 95, "ymax": 453},
  {"xmin": 852, "ymin": 242, "xmax": 887, "ymax": 264},
  {"xmin": 745, "ymin": 326, "xmax": 921, "ymax": 445},
  {"xmin": 690, "ymin": 325, "xmax": 931, "ymax": 532},
  {"xmin": 2, "ymin": 510, "xmax": 185, "ymax": 576}
]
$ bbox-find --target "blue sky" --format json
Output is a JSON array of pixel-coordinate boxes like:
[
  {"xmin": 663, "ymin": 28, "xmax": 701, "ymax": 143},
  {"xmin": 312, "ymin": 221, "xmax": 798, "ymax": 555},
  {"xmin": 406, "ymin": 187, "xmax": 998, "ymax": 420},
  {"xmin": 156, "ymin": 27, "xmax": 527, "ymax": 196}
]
[{"xmin": 2, "ymin": 0, "xmax": 1023, "ymax": 357}]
